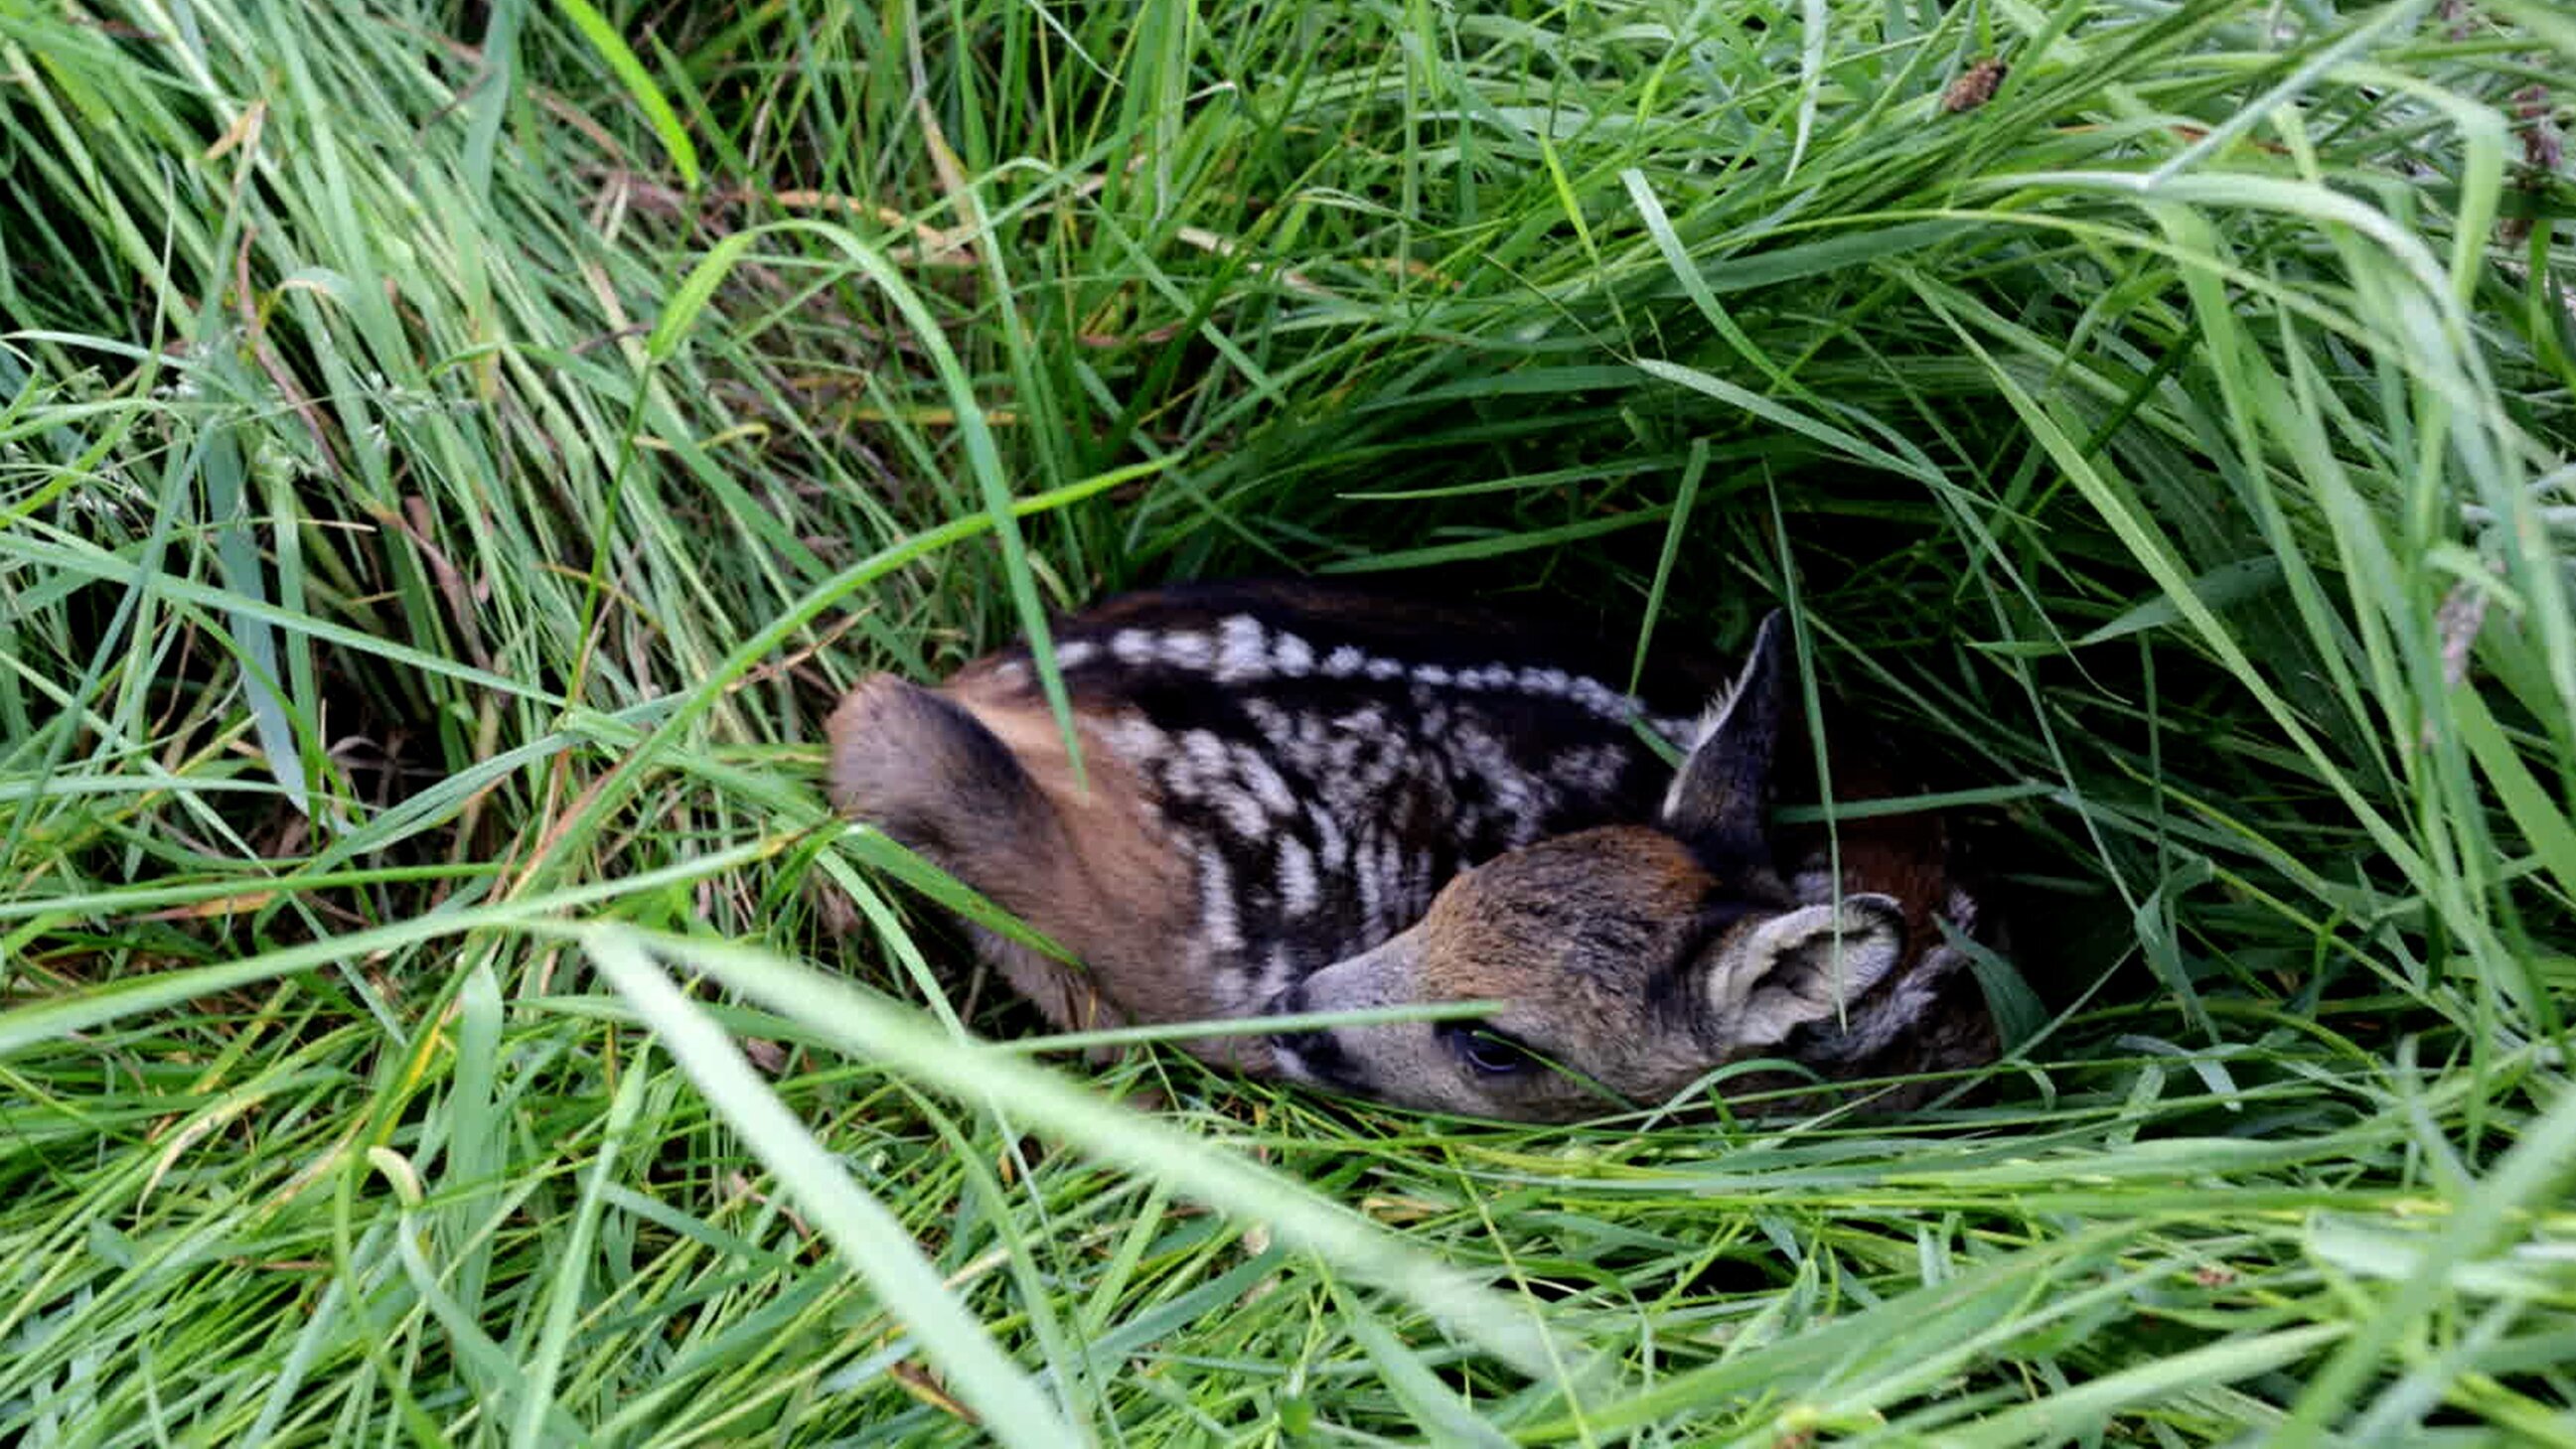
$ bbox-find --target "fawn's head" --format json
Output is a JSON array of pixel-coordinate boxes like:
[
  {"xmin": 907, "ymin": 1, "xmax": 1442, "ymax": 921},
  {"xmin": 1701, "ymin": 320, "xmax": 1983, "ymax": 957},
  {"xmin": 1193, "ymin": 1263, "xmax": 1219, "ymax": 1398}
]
[{"xmin": 1264, "ymin": 614, "xmax": 1914, "ymax": 1120}]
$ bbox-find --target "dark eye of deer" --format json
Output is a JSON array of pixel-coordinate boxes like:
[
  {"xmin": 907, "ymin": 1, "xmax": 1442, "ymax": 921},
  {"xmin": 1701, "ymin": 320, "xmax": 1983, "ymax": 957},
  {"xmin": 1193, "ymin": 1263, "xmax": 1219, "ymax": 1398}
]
[{"xmin": 1441, "ymin": 1022, "xmax": 1536, "ymax": 1077}]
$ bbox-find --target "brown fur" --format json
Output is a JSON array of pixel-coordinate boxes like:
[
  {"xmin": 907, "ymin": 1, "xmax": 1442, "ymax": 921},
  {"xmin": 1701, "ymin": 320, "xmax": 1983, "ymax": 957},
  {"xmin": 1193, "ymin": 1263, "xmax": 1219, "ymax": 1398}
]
[
  {"xmin": 1779, "ymin": 743, "xmax": 1956, "ymax": 941},
  {"xmin": 826, "ymin": 672, "xmax": 1261, "ymax": 1064},
  {"xmin": 827, "ymin": 582, "xmax": 2003, "ymax": 1120}
]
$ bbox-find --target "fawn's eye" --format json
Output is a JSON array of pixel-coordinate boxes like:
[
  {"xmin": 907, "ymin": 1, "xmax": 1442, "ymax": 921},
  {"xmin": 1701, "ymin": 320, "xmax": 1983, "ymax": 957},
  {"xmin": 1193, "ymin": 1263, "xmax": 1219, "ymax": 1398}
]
[{"xmin": 1441, "ymin": 1022, "xmax": 1537, "ymax": 1077}]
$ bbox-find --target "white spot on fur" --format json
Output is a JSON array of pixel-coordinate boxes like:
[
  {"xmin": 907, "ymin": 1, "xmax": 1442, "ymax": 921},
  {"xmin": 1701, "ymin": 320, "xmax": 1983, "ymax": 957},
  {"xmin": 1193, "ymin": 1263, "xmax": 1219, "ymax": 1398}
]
[
  {"xmin": 1215, "ymin": 616, "xmax": 1270, "ymax": 682},
  {"xmin": 1220, "ymin": 792, "xmax": 1268, "ymax": 838},
  {"xmin": 1943, "ymin": 885, "xmax": 1979, "ymax": 935},
  {"xmin": 1111, "ymin": 629, "xmax": 1157, "ymax": 665},
  {"xmin": 1099, "ymin": 715, "xmax": 1168, "ymax": 767},
  {"xmin": 1277, "ymin": 836, "xmax": 1318, "ymax": 916},
  {"xmin": 1354, "ymin": 830, "xmax": 1386, "ymax": 933},
  {"xmin": 1517, "ymin": 665, "xmax": 1570, "ymax": 697},
  {"xmin": 1331, "ymin": 704, "xmax": 1388, "ymax": 743},
  {"xmin": 1307, "ymin": 804, "xmax": 1350, "ymax": 872},
  {"xmin": 1157, "ymin": 728, "xmax": 1226, "ymax": 805},
  {"xmin": 1242, "ymin": 698, "xmax": 1293, "ymax": 743},
  {"xmin": 1197, "ymin": 848, "xmax": 1242, "ymax": 953},
  {"xmin": 1256, "ymin": 943, "xmax": 1301, "ymax": 1003},
  {"xmin": 1051, "ymin": 640, "xmax": 1098, "ymax": 669},
  {"xmin": 1231, "ymin": 740, "xmax": 1300, "ymax": 817},
  {"xmin": 1552, "ymin": 743, "xmax": 1625, "ymax": 799},
  {"xmin": 1569, "ymin": 676, "xmax": 1631, "ymax": 720},
  {"xmin": 1324, "ymin": 645, "xmax": 1365, "ymax": 676},
  {"xmin": 1181, "ymin": 728, "xmax": 1230, "ymax": 777},
  {"xmin": 1413, "ymin": 663, "xmax": 1451, "ymax": 687},
  {"xmin": 1364, "ymin": 656, "xmax": 1404, "ymax": 681},
  {"xmin": 1489, "ymin": 769, "xmax": 1543, "ymax": 838},
  {"xmin": 1273, "ymin": 633, "xmax": 1315, "ymax": 676},
  {"xmin": 1160, "ymin": 632, "xmax": 1214, "ymax": 670}
]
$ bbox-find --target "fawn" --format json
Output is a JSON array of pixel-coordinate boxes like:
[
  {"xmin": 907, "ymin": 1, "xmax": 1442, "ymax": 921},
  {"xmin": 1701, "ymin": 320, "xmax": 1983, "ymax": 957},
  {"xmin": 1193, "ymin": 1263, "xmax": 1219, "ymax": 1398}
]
[{"xmin": 825, "ymin": 579, "xmax": 1998, "ymax": 1120}]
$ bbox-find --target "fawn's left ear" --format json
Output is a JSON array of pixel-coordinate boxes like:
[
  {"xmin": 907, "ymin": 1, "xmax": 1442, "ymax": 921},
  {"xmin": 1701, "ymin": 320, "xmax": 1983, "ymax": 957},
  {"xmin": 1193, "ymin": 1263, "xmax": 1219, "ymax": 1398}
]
[{"xmin": 1659, "ymin": 610, "xmax": 1790, "ymax": 870}]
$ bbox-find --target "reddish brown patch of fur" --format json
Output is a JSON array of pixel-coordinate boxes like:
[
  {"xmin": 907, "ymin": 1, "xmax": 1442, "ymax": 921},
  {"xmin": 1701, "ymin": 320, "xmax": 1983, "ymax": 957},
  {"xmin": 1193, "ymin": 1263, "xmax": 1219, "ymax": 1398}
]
[
  {"xmin": 826, "ymin": 672, "xmax": 1231, "ymax": 1057},
  {"xmin": 1774, "ymin": 738, "xmax": 1999, "ymax": 1091},
  {"xmin": 1784, "ymin": 742, "xmax": 1955, "ymax": 944},
  {"xmin": 947, "ymin": 675, "xmax": 1208, "ymax": 1025}
]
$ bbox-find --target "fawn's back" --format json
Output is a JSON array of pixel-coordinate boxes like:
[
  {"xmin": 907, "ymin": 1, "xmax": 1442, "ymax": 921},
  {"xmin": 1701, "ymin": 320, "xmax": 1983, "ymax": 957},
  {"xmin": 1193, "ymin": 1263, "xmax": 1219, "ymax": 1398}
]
[{"xmin": 826, "ymin": 579, "xmax": 1997, "ymax": 1120}]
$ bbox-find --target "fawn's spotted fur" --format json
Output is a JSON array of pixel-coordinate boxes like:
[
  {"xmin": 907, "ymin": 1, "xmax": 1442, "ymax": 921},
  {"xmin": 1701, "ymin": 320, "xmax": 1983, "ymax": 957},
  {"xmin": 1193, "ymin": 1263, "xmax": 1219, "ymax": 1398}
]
[{"xmin": 826, "ymin": 580, "xmax": 1997, "ymax": 1120}]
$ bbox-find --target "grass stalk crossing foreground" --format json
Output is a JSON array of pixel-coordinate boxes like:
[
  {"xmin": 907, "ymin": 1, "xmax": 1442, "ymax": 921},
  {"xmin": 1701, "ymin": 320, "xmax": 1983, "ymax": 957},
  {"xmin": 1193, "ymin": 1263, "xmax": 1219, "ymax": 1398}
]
[{"xmin": 3, "ymin": 0, "xmax": 2572, "ymax": 1441}]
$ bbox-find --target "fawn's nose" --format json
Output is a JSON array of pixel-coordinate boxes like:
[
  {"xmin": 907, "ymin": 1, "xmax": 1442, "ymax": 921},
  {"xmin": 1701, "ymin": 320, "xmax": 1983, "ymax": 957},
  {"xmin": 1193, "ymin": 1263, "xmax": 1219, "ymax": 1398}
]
[
  {"xmin": 1263, "ymin": 984, "xmax": 1363, "ymax": 1087},
  {"xmin": 1259, "ymin": 982, "xmax": 1306, "ymax": 1051}
]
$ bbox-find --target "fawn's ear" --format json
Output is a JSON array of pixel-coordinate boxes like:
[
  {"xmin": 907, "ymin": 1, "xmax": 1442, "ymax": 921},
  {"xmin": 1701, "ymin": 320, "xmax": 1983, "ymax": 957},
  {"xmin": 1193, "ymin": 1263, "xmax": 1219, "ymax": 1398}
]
[
  {"xmin": 826, "ymin": 674, "xmax": 1053, "ymax": 862},
  {"xmin": 1659, "ymin": 611, "xmax": 1790, "ymax": 870},
  {"xmin": 1697, "ymin": 895, "xmax": 1906, "ymax": 1049}
]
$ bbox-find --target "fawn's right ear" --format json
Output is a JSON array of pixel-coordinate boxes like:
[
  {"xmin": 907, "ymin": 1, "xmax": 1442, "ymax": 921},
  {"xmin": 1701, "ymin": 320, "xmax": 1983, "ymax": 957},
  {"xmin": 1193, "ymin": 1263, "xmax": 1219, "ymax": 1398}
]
[
  {"xmin": 826, "ymin": 675, "xmax": 1051, "ymax": 861},
  {"xmin": 1697, "ymin": 894, "xmax": 1906, "ymax": 1049},
  {"xmin": 1658, "ymin": 611, "xmax": 1790, "ymax": 871}
]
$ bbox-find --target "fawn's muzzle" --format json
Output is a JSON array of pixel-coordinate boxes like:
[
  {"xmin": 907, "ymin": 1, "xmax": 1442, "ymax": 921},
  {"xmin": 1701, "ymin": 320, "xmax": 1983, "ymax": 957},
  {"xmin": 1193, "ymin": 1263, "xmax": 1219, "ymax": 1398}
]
[{"xmin": 1262, "ymin": 984, "xmax": 1367, "ymax": 1088}]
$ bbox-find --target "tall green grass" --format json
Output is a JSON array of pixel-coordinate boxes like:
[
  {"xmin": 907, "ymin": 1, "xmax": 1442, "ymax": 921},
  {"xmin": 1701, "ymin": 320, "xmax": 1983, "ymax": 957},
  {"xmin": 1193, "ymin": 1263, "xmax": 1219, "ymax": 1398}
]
[{"xmin": 3, "ymin": 0, "xmax": 2572, "ymax": 1441}]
